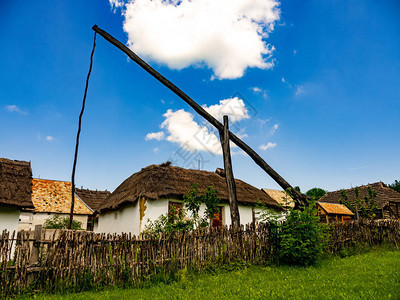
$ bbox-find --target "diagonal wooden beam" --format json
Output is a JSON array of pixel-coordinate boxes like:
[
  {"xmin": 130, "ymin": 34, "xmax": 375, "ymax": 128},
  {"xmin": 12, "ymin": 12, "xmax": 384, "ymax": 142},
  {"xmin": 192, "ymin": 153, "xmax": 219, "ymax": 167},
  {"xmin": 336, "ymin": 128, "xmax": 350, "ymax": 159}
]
[{"xmin": 92, "ymin": 25, "xmax": 307, "ymax": 207}]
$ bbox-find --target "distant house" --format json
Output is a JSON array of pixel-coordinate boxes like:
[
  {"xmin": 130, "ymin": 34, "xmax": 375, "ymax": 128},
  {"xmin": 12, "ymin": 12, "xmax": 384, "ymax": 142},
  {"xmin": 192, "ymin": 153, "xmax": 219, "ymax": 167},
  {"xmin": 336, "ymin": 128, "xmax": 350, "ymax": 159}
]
[
  {"xmin": 96, "ymin": 163, "xmax": 281, "ymax": 235},
  {"xmin": 75, "ymin": 188, "xmax": 111, "ymax": 231},
  {"xmin": 0, "ymin": 158, "xmax": 34, "ymax": 233},
  {"xmin": 18, "ymin": 179, "xmax": 93, "ymax": 231},
  {"xmin": 262, "ymin": 189, "xmax": 295, "ymax": 208},
  {"xmin": 318, "ymin": 182, "xmax": 400, "ymax": 220},
  {"xmin": 316, "ymin": 202, "xmax": 354, "ymax": 223}
]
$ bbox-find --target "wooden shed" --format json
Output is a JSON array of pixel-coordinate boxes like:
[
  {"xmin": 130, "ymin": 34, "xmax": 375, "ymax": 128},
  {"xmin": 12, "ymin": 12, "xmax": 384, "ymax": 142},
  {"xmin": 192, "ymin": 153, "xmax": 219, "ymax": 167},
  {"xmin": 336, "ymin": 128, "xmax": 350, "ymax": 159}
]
[{"xmin": 316, "ymin": 202, "xmax": 354, "ymax": 223}]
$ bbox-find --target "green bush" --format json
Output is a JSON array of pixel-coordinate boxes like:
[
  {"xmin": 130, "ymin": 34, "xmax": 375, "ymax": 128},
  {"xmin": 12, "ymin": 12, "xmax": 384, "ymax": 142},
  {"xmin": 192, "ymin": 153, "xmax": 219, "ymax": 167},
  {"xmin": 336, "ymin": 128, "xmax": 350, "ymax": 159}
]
[
  {"xmin": 43, "ymin": 215, "xmax": 84, "ymax": 230},
  {"xmin": 278, "ymin": 198, "xmax": 329, "ymax": 266}
]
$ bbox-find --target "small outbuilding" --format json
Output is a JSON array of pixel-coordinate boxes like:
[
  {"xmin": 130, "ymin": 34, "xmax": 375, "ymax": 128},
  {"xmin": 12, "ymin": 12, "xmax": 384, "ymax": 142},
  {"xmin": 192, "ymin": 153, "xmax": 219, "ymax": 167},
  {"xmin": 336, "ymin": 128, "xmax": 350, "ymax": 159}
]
[
  {"xmin": 96, "ymin": 163, "xmax": 281, "ymax": 235},
  {"xmin": 318, "ymin": 182, "xmax": 400, "ymax": 219},
  {"xmin": 0, "ymin": 158, "xmax": 34, "ymax": 232},
  {"xmin": 316, "ymin": 202, "xmax": 354, "ymax": 223}
]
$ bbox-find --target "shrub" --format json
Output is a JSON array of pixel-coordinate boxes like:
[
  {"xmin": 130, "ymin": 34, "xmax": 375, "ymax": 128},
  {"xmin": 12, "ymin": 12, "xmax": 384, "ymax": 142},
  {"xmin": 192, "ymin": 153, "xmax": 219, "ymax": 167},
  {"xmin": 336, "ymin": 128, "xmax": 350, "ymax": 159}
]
[
  {"xmin": 42, "ymin": 215, "xmax": 84, "ymax": 230},
  {"xmin": 277, "ymin": 192, "xmax": 329, "ymax": 266}
]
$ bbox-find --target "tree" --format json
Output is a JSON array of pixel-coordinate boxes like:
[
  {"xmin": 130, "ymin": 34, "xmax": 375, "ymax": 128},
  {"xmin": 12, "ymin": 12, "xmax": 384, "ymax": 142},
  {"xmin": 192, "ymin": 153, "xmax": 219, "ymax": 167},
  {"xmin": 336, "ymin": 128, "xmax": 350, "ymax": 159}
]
[
  {"xmin": 306, "ymin": 188, "xmax": 327, "ymax": 201},
  {"xmin": 339, "ymin": 187, "xmax": 378, "ymax": 219},
  {"xmin": 43, "ymin": 215, "xmax": 83, "ymax": 230},
  {"xmin": 388, "ymin": 180, "xmax": 400, "ymax": 193}
]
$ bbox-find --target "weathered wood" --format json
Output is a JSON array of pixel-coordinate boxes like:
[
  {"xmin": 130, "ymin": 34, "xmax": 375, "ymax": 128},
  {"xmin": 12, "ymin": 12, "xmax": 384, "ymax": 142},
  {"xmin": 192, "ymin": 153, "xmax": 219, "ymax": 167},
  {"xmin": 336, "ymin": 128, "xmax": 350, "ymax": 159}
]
[
  {"xmin": 91, "ymin": 25, "xmax": 307, "ymax": 207},
  {"xmin": 70, "ymin": 32, "xmax": 97, "ymax": 228},
  {"xmin": 29, "ymin": 225, "xmax": 42, "ymax": 265},
  {"xmin": 220, "ymin": 116, "xmax": 240, "ymax": 227}
]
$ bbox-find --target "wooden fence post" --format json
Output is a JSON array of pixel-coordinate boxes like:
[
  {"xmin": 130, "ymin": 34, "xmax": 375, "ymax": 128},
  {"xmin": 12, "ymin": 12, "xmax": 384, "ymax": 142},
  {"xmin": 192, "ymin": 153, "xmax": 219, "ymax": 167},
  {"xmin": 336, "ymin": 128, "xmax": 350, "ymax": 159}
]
[{"xmin": 29, "ymin": 224, "xmax": 42, "ymax": 265}]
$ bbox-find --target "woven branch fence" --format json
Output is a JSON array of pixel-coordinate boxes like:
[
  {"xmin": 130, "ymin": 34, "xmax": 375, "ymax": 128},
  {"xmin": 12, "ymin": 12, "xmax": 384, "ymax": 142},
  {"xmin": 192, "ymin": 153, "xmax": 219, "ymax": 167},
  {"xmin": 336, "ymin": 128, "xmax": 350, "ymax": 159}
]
[{"xmin": 1, "ymin": 220, "xmax": 399, "ymax": 296}]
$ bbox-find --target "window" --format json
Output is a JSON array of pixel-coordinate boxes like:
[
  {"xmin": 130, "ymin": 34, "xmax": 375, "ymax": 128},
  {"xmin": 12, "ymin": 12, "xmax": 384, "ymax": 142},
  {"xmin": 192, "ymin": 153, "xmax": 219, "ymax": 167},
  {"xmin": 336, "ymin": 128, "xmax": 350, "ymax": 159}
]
[
  {"xmin": 168, "ymin": 202, "xmax": 184, "ymax": 222},
  {"xmin": 211, "ymin": 206, "xmax": 223, "ymax": 227}
]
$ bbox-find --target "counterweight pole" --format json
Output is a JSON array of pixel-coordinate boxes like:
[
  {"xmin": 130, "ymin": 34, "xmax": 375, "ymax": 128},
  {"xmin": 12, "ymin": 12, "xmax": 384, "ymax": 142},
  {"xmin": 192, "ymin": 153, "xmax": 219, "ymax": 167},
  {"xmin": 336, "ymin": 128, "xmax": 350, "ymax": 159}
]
[{"xmin": 92, "ymin": 25, "xmax": 307, "ymax": 207}]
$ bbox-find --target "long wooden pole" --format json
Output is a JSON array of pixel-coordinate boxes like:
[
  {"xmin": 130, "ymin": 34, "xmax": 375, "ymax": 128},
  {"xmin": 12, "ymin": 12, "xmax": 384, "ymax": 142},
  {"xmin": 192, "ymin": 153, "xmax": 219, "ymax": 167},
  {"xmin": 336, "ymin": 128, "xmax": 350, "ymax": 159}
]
[
  {"xmin": 220, "ymin": 116, "xmax": 240, "ymax": 227},
  {"xmin": 69, "ymin": 32, "xmax": 97, "ymax": 229},
  {"xmin": 92, "ymin": 25, "xmax": 307, "ymax": 207}
]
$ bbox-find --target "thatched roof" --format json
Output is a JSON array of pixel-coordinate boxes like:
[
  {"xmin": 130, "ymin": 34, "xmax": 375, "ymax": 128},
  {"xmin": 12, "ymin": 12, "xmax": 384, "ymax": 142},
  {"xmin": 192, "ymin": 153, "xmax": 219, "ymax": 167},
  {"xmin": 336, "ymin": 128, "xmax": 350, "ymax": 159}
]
[
  {"xmin": 317, "ymin": 202, "xmax": 354, "ymax": 216},
  {"xmin": 0, "ymin": 158, "xmax": 34, "ymax": 209},
  {"xmin": 75, "ymin": 188, "xmax": 111, "ymax": 211},
  {"xmin": 32, "ymin": 179, "xmax": 93, "ymax": 215},
  {"xmin": 97, "ymin": 163, "xmax": 280, "ymax": 213},
  {"xmin": 262, "ymin": 189, "xmax": 295, "ymax": 208},
  {"xmin": 319, "ymin": 182, "xmax": 400, "ymax": 209}
]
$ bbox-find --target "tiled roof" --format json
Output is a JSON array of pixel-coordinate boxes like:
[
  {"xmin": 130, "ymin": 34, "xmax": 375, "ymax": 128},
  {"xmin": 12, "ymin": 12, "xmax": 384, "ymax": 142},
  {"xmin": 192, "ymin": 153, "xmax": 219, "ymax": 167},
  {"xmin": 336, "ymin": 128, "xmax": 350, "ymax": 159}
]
[
  {"xmin": 0, "ymin": 158, "xmax": 34, "ymax": 209},
  {"xmin": 75, "ymin": 188, "xmax": 111, "ymax": 211},
  {"xmin": 262, "ymin": 189, "xmax": 295, "ymax": 208},
  {"xmin": 318, "ymin": 182, "xmax": 400, "ymax": 209},
  {"xmin": 32, "ymin": 179, "xmax": 92, "ymax": 215},
  {"xmin": 317, "ymin": 202, "xmax": 354, "ymax": 215}
]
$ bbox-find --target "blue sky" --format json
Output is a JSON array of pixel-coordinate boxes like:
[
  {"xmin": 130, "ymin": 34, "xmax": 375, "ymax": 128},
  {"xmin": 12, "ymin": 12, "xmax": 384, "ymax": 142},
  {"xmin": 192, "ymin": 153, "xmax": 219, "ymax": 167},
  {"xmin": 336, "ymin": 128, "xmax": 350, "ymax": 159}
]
[{"xmin": 1, "ymin": 0, "xmax": 399, "ymax": 193}]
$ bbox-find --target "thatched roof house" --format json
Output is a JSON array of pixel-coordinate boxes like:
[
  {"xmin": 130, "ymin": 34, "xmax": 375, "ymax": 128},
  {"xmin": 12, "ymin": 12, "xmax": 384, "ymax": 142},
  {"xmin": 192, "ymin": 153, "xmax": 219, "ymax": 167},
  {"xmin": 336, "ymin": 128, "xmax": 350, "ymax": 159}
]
[
  {"xmin": 0, "ymin": 158, "xmax": 34, "ymax": 232},
  {"xmin": 318, "ymin": 182, "xmax": 400, "ymax": 219},
  {"xmin": 0, "ymin": 158, "xmax": 34, "ymax": 209},
  {"xmin": 96, "ymin": 163, "xmax": 281, "ymax": 235},
  {"xmin": 97, "ymin": 163, "xmax": 279, "ymax": 213}
]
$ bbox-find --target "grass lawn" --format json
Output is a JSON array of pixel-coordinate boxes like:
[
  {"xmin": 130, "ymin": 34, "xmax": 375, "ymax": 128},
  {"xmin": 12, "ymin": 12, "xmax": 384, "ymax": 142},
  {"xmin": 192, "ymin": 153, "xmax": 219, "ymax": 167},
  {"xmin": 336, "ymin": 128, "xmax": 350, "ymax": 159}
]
[{"xmin": 25, "ymin": 248, "xmax": 400, "ymax": 300}]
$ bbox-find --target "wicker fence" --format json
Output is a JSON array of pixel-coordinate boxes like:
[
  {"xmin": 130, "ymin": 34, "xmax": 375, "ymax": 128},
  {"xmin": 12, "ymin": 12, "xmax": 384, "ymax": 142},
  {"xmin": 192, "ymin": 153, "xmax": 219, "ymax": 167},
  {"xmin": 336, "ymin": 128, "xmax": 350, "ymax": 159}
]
[{"xmin": 1, "ymin": 220, "xmax": 399, "ymax": 296}]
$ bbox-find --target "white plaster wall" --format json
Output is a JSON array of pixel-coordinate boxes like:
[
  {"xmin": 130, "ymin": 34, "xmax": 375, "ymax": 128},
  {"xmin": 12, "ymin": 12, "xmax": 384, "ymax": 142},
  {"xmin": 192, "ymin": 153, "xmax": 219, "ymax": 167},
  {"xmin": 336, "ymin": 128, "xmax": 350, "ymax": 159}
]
[
  {"xmin": 141, "ymin": 199, "xmax": 169, "ymax": 231},
  {"xmin": 0, "ymin": 206, "xmax": 20, "ymax": 233},
  {"xmin": 18, "ymin": 212, "xmax": 88, "ymax": 231},
  {"xmin": 222, "ymin": 204, "xmax": 254, "ymax": 227},
  {"xmin": 97, "ymin": 203, "xmax": 140, "ymax": 235}
]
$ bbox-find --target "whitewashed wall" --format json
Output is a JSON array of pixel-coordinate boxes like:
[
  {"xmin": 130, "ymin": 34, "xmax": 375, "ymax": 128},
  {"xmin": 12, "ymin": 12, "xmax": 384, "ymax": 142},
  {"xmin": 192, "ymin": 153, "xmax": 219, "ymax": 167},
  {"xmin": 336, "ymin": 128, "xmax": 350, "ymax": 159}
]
[
  {"xmin": 0, "ymin": 206, "xmax": 20, "ymax": 232},
  {"xmin": 96, "ymin": 198, "xmax": 283, "ymax": 235},
  {"xmin": 18, "ymin": 212, "xmax": 88, "ymax": 231}
]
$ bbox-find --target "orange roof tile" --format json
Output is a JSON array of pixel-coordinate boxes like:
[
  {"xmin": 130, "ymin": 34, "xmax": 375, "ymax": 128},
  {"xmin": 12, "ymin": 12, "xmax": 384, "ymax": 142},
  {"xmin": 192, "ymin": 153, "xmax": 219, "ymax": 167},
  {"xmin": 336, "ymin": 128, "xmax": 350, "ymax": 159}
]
[
  {"xmin": 317, "ymin": 202, "xmax": 354, "ymax": 216},
  {"xmin": 32, "ymin": 179, "xmax": 92, "ymax": 215}
]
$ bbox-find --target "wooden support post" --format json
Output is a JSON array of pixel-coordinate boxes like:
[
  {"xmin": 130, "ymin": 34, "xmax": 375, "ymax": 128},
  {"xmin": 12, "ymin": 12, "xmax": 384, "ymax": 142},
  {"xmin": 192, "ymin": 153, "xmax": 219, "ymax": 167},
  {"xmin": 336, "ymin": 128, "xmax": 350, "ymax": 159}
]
[
  {"xmin": 220, "ymin": 116, "xmax": 240, "ymax": 228},
  {"xmin": 91, "ymin": 25, "xmax": 308, "ymax": 208},
  {"xmin": 29, "ymin": 224, "xmax": 42, "ymax": 265}
]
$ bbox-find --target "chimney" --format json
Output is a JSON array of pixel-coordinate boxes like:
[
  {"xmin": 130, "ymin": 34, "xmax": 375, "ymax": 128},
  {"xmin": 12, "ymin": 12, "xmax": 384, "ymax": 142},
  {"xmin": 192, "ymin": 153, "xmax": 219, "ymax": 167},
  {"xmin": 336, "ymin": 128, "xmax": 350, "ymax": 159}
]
[{"xmin": 215, "ymin": 168, "xmax": 226, "ymax": 177}]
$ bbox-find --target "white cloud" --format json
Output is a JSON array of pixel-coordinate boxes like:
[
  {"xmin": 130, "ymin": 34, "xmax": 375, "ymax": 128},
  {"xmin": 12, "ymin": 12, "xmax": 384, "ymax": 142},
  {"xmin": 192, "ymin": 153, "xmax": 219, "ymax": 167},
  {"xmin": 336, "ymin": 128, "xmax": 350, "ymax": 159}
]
[
  {"xmin": 202, "ymin": 97, "xmax": 249, "ymax": 123},
  {"xmin": 161, "ymin": 109, "xmax": 222, "ymax": 154},
  {"xmin": 259, "ymin": 142, "xmax": 277, "ymax": 150},
  {"xmin": 153, "ymin": 147, "xmax": 160, "ymax": 153},
  {"xmin": 145, "ymin": 131, "xmax": 165, "ymax": 141},
  {"xmin": 109, "ymin": 0, "xmax": 124, "ymax": 12},
  {"xmin": 5, "ymin": 105, "xmax": 27, "ymax": 115},
  {"xmin": 115, "ymin": 0, "xmax": 280, "ymax": 79},
  {"xmin": 281, "ymin": 77, "xmax": 286, "ymax": 83},
  {"xmin": 271, "ymin": 123, "xmax": 279, "ymax": 135},
  {"xmin": 146, "ymin": 97, "xmax": 251, "ymax": 154},
  {"xmin": 295, "ymin": 85, "xmax": 305, "ymax": 96},
  {"xmin": 251, "ymin": 86, "xmax": 267, "ymax": 99},
  {"xmin": 46, "ymin": 136, "xmax": 54, "ymax": 141}
]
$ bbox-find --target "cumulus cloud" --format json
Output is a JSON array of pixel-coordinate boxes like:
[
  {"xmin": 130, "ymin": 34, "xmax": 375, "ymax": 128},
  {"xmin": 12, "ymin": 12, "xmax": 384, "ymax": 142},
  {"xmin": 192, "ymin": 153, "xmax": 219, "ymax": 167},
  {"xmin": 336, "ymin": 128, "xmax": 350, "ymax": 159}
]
[
  {"xmin": 145, "ymin": 131, "xmax": 165, "ymax": 141},
  {"xmin": 146, "ymin": 97, "xmax": 251, "ymax": 154},
  {"xmin": 113, "ymin": 0, "xmax": 280, "ymax": 79},
  {"xmin": 203, "ymin": 97, "xmax": 249, "ymax": 123},
  {"xmin": 5, "ymin": 105, "xmax": 27, "ymax": 115},
  {"xmin": 259, "ymin": 142, "xmax": 276, "ymax": 150},
  {"xmin": 161, "ymin": 109, "xmax": 222, "ymax": 154}
]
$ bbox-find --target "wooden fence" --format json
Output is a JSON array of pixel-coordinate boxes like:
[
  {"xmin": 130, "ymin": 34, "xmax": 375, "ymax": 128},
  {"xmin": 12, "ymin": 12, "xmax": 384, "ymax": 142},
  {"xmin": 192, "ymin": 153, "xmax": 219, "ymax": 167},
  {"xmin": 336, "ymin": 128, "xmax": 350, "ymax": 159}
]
[{"xmin": 1, "ymin": 220, "xmax": 399, "ymax": 296}]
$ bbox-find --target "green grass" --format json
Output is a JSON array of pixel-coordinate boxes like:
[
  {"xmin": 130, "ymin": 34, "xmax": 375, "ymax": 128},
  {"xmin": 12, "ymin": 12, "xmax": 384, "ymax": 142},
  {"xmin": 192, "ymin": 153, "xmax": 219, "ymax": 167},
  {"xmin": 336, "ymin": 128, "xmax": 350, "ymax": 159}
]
[{"xmin": 25, "ymin": 248, "xmax": 400, "ymax": 300}]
